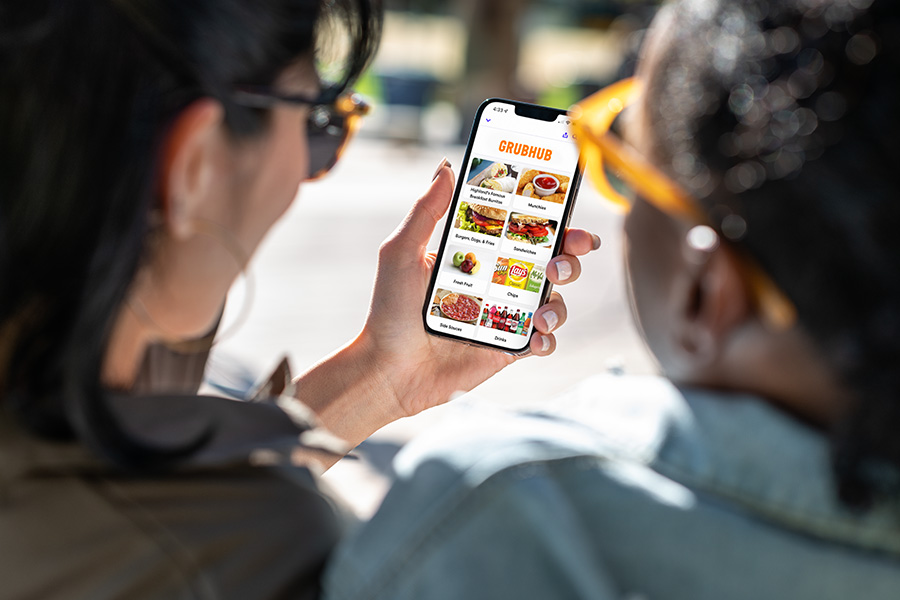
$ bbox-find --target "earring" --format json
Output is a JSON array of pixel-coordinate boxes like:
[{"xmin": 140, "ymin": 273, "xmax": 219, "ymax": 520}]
[
  {"xmin": 128, "ymin": 216, "xmax": 256, "ymax": 352},
  {"xmin": 683, "ymin": 224, "xmax": 719, "ymax": 265}
]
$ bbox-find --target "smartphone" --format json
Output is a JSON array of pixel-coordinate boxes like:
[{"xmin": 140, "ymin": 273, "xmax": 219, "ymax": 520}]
[{"xmin": 423, "ymin": 98, "xmax": 583, "ymax": 354}]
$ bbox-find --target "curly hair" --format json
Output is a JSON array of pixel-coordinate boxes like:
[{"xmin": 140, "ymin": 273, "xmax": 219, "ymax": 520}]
[{"xmin": 643, "ymin": 0, "xmax": 900, "ymax": 507}]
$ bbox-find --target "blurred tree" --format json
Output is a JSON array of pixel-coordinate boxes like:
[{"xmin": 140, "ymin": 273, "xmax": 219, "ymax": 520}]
[
  {"xmin": 452, "ymin": 0, "xmax": 530, "ymax": 141},
  {"xmin": 376, "ymin": 0, "xmax": 660, "ymax": 140}
]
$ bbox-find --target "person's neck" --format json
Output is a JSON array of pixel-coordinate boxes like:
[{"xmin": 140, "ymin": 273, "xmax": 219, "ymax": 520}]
[
  {"xmin": 688, "ymin": 324, "xmax": 851, "ymax": 429},
  {"xmin": 102, "ymin": 304, "xmax": 154, "ymax": 391}
]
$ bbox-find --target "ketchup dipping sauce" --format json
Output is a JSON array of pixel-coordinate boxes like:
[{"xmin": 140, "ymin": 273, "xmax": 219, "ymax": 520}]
[{"xmin": 533, "ymin": 175, "xmax": 559, "ymax": 195}]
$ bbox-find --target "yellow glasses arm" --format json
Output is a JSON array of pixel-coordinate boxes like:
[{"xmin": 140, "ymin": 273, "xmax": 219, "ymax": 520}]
[
  {"xmin": 571, "ymin": 78, "xmax": 704, "ymax": 222},
  {"xmin": 570, "ymin": 77, "xmax": 797, "ymax": 331}
]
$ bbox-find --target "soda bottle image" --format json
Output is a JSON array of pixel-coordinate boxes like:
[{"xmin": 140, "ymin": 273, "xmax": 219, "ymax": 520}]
[
  {"xmin": 524, "ymin": 312, "xmax": 532, "ymax": 331},
  {"xmin": 481, "ymin": 305, "xmax": 490, "ymax": 327},
  {"xmin": 505, "ymin": 309, "xmax": 513, "ymax": 332}
]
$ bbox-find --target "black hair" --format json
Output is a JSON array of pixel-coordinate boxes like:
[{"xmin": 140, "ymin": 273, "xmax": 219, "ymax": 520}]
[
  {"xmin": 0, "ymin": 0, "xmax": 380, "ymax": 469},
  {"xmin": 643, "ymin": 0, "xmax": 900, "ymax": 507}
]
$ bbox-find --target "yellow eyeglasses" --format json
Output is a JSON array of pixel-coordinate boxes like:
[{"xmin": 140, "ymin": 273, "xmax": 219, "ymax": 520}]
[{"xmin": 570, "ymin": 77, "xmax": 796, "ymax": 330}]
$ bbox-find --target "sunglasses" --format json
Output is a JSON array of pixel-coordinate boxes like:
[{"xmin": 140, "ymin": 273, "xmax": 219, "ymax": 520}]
[
  {"xmin": 232, "ymin": 86, "xmax": 371, "ymax": 181},
  {"xmin": 570, "ymin": 77, "xmax": 796, "ymax": 330}
]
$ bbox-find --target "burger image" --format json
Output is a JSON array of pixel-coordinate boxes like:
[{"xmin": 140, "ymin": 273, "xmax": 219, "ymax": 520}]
[
  {"xmin": 455, "ymin": 202, "xmax": 507, "ymax": 237},
  {"xmin": 505, "ymin": 213, "xmax": 555, "ymax": 246}
]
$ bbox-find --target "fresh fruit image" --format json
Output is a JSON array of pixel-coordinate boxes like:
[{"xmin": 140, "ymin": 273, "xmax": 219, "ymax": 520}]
[
  {"xmin": 470, "ymin": 260, "xmax": 481, "ymax": 274},
  {"xmin": 452, "ymin": 251, "xmax": 465, "ymax": 267},
  {"xmin": 460, "ymin": 259, "xmax": 475, "ymax": 274},
  {"xmin": 465, "ymin": 252, "xmax": 476, "ymax": 262}
]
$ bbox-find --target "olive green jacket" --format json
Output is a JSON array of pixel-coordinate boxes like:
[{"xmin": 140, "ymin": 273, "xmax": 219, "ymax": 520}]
[{"xmin": 0, "ymin": 344, "xmax": 346, "ymax": 600}]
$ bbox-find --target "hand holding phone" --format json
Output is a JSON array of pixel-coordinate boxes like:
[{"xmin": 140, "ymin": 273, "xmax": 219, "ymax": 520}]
[{"xmin": 423, "ymin": 98, "xmax": 584, "ymax": 354}]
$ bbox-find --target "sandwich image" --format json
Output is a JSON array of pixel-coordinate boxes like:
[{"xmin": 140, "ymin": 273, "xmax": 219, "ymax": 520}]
[
  {"xmin": 455, "ymin": 202, "xmax": 507, "ymax": 237},
  {"xmin": 505, "ymin": 213, "xmax": 555, "ymax": 246}
]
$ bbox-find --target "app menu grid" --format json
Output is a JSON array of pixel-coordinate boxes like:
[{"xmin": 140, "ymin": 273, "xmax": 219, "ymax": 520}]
[{"xmin": 427, "ymin": 124, "xmax": 577, "ymax": 350}]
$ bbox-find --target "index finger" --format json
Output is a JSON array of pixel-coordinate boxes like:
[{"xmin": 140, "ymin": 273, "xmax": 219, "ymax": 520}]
[{"xmin": 562, "ymin": 228, "xmax": 601, "ymax": 257}]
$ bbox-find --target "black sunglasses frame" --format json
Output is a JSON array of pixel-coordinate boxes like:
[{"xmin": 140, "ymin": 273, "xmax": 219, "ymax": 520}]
[{"xmin": 231, "ymin": 85, "xmax": 370, "ymax": 181}]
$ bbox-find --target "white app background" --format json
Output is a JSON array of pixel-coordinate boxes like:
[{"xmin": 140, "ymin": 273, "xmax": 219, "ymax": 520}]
[{"xmin": 426, "ymin": 102, "xmax": 579, "ymax": 351}]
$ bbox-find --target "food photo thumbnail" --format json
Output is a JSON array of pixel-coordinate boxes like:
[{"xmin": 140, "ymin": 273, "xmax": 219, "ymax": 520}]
[
  {"xmin": 431, "ymin": 288, "xmax": 484, "ymax": 324},
  {"xmin": 479, "ymin": 303, "xmax": 532, "ymax": 337},
  {"xmin": 466, "ymin": 157, "xmax": 519, "ymax": 193},
  {"xmin": 455, "ymin": 202, "xmax": 508, "ymax": 238},
  {"xmin": 448, "ymin": 249, "xmax": 482, "ymax": 275},
  {"xmin": 505, "ymin": 213, "xmax": 557, "ymax": 247},
  {"xmin": 517, "ymin": 169, "xmax": 570, "ymax": 204},
  {"xmin": 492, "ymin": 257, "xmax": 545, "ymax": 294}
]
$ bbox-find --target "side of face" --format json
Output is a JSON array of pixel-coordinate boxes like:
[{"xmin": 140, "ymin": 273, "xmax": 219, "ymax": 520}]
[
  {"xmin": 623, "ymin": 196, "xmax": 690, "ymax": 371},
  {"xmin": 133, "ymin": 65, "xmax": 316, "ymax": 342},
  {"xmin": 621, "ymin": 6, "xmax": 754, "ymax": 382}
]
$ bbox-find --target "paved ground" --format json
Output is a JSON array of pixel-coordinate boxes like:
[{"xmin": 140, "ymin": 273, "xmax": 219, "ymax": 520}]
[{"xmin": 212, "ymin": 136, "xmax": 656, "ymax": 516}]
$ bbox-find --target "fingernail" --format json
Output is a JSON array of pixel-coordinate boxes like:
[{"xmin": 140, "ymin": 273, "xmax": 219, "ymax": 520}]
[
  {"xmin": 432, "ymin": 157, "xmax": 451, "ymax": 181},
  {"xmin": 555, "ymin": 260, "xmax": 572, "ymax": 282},
  {"xmin": 540, "ymin": 334, "xmax": 551, "ymax": 353},
  {"xmin": 543, "ymin": 309, "xmax": 559, "ymax": 332},
  {"xmin": 591, "ymin": 234, "xmax": 602, "ymax": 250}
]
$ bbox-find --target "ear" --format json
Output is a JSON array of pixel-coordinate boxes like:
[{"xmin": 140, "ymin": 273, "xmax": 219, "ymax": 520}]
[
  {"xmin": 158, "ymin": 99, "xmax": 225, "ymax": 239},
  {"xmin": 674, "ymin": 244, "xmax": 751, "ymax": 366}
]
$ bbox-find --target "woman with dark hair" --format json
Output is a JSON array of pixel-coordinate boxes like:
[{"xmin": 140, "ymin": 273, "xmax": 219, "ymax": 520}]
[
  {"xmin": 0, "ymin": 1, "xmax": 597, "ymax": 597},
  {"xmin": 323, "ymin": 0, "xmax": 900, "ymax": 598}
]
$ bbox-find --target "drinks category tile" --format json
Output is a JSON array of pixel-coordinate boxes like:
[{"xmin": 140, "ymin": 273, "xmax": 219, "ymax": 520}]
[{"xmin": 476, "ymin": 303, "xmax": 533, "ymax": 337}]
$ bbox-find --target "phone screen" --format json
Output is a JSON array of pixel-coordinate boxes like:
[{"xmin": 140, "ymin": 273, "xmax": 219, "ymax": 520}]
[{"xmin": 423, "ymin": 98, "xmax": 582, "ymax": 353}]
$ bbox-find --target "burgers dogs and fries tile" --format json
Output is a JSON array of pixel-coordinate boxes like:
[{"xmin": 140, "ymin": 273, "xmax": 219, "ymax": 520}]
[{"xmin": 455, "ymin": 202, "xmax": 508, "ymax": 238}]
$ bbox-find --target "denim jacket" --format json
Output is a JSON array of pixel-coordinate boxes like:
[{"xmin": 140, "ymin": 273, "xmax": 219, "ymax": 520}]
[{"xmin": 324, "ymin": 375, "xmax": 900, "ymax": 599}]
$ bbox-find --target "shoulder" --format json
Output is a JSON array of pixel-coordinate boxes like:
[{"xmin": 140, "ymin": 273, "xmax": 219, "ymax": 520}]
[
  {"xmin": 389, "ymin": 374, "xmax": 689, "ymax": 481},
  {"xmin": 324, "ymin": 375, "xmax": 693, "ymax": 599},
  {"xmin": 1, "ymin": 392, "xmax": 347, "ymax": 600},
  {"xmin": 324, "ymin": 375, "xmax": 900, "ymax": 600}
]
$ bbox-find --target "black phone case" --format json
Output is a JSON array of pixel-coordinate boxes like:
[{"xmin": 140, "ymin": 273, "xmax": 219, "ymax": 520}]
[{"xmin": 422, "ymin": 97, "xmax": 583, "ymax": 356}]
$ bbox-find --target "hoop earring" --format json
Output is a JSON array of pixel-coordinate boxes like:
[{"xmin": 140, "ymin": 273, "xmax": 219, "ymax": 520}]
[{"xmin": 129, "ymin": 217, "xmax": 256, "ymax": 352}]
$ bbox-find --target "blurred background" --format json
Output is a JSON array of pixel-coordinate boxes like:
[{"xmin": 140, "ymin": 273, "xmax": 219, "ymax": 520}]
[
  {"xmin": 354, "ymin": 0, "xmax": 658, "ymax": 145},
  {"xmin": 213, "ymin": 0, "xmax": 663, "ymax": 516}
]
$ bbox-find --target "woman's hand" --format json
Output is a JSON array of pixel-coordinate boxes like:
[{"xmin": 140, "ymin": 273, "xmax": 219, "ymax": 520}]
[
  {"xmin": 362, "ymin": 160, "xmax": 599, "ymax": 416},
  {"xmin": 295, "ymin": 160, "xmax": 600, "ymax": 451}
]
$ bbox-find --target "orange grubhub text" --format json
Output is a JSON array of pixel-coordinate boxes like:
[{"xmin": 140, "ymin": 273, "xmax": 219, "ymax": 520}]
[{"xmin": 498, "ymin": 140, "xmax": 552, "ymax": 161}]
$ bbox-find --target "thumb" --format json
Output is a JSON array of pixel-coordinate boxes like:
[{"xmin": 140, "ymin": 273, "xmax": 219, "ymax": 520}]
[{"xmin": 390, "ymin": 158, "xmax": 455, "ymax": 251}]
